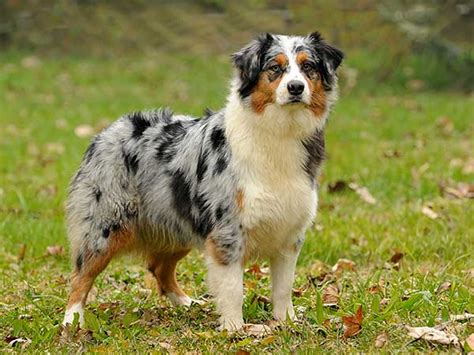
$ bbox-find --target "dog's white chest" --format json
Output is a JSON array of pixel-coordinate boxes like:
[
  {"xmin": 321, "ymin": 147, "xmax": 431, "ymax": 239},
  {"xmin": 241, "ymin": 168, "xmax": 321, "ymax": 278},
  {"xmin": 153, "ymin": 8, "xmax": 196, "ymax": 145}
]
[{"xmin": 232, "ymin": 142, "xmax": 317, "ymax": 258}]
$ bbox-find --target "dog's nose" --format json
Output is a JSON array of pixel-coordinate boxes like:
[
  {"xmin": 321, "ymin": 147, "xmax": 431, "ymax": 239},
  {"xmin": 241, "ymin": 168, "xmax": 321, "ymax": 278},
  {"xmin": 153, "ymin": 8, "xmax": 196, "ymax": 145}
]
[{"xmin": 287, "ymin": 80, "xmax": 305, "ymax": 96}]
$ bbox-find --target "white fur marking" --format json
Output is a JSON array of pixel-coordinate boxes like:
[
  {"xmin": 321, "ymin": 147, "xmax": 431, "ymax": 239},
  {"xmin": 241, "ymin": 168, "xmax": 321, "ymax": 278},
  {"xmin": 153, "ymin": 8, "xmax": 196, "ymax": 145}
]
[
  {"xmin": 206, "ymin": 257, "xmax": 244, "ymax": 331},
  {"xmin": 63, "ymin": 302, "xmax": 84, "ymax": 326}
]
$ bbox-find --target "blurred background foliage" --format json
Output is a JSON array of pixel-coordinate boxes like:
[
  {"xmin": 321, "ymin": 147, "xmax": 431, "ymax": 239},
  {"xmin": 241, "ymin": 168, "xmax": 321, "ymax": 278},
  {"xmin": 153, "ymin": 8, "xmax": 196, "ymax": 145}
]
[{"xmin": 0, "ymin": 0, "xmax": 473, "ymax": 92}]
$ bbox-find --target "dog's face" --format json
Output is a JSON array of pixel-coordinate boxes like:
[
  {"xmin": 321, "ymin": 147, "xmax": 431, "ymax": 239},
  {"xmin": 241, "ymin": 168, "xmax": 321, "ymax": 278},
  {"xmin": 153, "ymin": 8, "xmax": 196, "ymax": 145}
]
[{"xmin": 232, "ymin": 32, "xmax": 343, "ymax": 116}]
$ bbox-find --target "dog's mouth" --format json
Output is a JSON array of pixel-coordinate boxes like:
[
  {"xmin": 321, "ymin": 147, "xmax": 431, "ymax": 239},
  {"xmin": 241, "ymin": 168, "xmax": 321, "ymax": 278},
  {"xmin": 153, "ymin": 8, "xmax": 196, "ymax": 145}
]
[{"xmin": 285, "ymin": 96, "xmax": 304, "ymax": 105}]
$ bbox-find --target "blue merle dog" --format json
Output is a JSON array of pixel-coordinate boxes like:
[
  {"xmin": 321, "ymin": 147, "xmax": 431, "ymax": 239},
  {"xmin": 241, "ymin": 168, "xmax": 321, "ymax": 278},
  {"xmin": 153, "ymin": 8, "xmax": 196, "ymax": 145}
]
[{"xmin": 63, "ymin": 32, "xmax": 343, "ymax": 334}]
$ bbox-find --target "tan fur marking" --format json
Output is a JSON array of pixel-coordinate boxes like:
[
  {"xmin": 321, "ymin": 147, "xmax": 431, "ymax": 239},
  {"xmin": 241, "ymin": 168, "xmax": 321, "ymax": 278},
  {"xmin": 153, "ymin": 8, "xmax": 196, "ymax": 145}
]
[
  {"xmin": 309, "ymin": 78, "xmax": 327, "ymax": 117},
  {"xmin": 148, "ymin": 249, "xmax": 190, "ymax": 296},
  {"xmin": 250, "ymin": 53, "xmax": 287, "ymax": 114},
  {"xmin": 205, "ymin": 238, "xmax": 227, "ymax": 266},
  {"xmin": 66, "ymin": 228, "xmax": 136, "ymax": 308},
  {"xmin": 275, "ymin": 53, "xmax": 288, "ymax": 67},
  {"xmin": 296, "ymin": 51, "xmax": 309, "ymax": 65},
  {"xmin": 236, "ymin": 189, "xmax": 245, "ymax": 211}
]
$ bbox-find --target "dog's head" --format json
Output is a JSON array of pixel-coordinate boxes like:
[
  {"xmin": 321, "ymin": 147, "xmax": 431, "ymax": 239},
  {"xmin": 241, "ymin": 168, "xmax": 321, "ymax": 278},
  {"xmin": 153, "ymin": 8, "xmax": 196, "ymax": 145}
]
[{"xmin": 232, "ymin": 32, "xmax": 343, "ymax": 118}]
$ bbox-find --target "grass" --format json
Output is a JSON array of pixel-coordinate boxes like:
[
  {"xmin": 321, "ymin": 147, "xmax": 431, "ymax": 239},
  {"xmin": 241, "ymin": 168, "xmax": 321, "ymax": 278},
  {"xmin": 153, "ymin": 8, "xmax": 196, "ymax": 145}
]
[{"xmin": 0, "ymin": 51, "xmax": 473, "ymax": 353}]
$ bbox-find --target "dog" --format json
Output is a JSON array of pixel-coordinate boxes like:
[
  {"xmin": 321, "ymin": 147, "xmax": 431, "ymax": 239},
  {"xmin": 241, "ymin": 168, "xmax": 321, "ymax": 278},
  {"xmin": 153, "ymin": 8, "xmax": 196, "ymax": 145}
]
[{"xmin": 62, "ymin": 32, "xmax": 343, "ymax": 333}]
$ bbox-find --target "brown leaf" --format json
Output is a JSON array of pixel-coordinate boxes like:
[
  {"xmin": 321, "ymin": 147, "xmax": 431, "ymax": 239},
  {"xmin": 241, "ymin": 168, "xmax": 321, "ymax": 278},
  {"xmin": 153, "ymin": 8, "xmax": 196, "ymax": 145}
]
[
  {"xmin": 375, "ymin": 332, "xmax": 389, "ymax": 348},
  {"xmin": 465, "ymin": 333, "xmax": 474, "ymax": 352},
  {"xmin": 158, "ymin": 342, "xmax": 172, "ymax": 350},
  {"xmin": 389, "ymin": 251, "xmax": 404, "ymax": 264},
  {"xmin": 348, "ymin": 182, "xmax": 377, "ymax": 205},
  {"xmin": 256, "ymin": 295, "xmax": 271, "ymax": 305},
  {"xmin": 405, "ymin": 325, "xmax": 459, "ymax": 346},
  {"xmin": 421, "ymin": 205, "xmax": 439, "ymax": 220},
  {"xmin": 328, "ymin": 180, "xmax": 349, "ymax": 193},
  {"xmin": 368, "ymin": 285, "xmax": 382, "ymax": 294},
  {"xmin": 18, "ymin": 244, "xmax": 27, "ymax": 261},
  {"xmin": 342, "ymin": 306, "xmax": 363, "ymax": 338},
  {"xmin": 322, "ymin": 284, "xmax": 339, "ymax": 307},
  {"xmin": 332, "ymin": 258, "xmax": 356, "ymax": 274},
  {"xmin": 236, "ymin": 350, "xmax": 251, "ymax": 355},
  {"xmin": 435, "ymin": 281, "xmax": 452, "ymax": 295},
  {"xmin": 246, "ymin": 264, "xmax": 269, "ymax": 279},
  {"xmin": 46, "ymin": 245, "xmax": 64, "ymax": 256},
  {"xmin": 440, "ymin": 182, "xmax": 474, "ymax": 199}
]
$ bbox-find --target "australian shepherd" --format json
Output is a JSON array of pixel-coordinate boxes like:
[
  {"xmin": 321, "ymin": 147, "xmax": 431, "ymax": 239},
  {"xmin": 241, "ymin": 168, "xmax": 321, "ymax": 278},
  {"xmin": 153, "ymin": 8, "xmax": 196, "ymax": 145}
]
[{"xmin": 62, "ymin": 32, "xmax": 344, "ymax": 334}]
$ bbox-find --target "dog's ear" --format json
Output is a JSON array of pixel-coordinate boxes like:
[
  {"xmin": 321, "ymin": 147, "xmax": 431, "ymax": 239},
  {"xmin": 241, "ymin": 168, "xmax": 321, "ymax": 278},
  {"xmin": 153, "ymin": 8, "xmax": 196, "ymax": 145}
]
[
  {"xmin": 231, "ymin": 33, "xmax": 274, "ymax": 98},
  {"xmin": 307, "ymin": 31, "xmax": 344, "ymax": 72}
]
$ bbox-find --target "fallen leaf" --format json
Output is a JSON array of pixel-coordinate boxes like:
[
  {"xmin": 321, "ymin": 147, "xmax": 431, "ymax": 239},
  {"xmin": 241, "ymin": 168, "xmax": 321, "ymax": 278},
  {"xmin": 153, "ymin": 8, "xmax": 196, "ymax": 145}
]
[
  {"xmin": 465, "ymin": 333, "xmax": 474, "ymax": 352},
  {"xmin": 406, "ymin": 325, "xmax": 459, "ymax": 346},
  {"xmin": 342, "ymin": 306, "xmax": 363, "ymax": 338},
  {"xmin": 18, "ymin": 244, "xmax": 27, "ymax": 261},
  {"xmin": 236, "ymin": 350, "xmax": 250, "ymax": 355},
  {"xmin": 332, "ymin": 258, "xmax": 356, "ymax": 274},
  {"xmin": 246, "ymin": 264, "xmax": 269, "ymax": 279},
  {"xmin": 375, "ymin": 332, "xmax": 389, "ymax": 348},
  {"xmin": 450, "ymin": 313, "xmax": 474, "ymax": 322},
  {"xmin": 158, "ymin": 342, "xmax": 172, "ymax": 350},
  {"xmin": 292, "ymin": 287, "xmax": 305, "ymax": 297},
  {"xmin": 7, "ymin": 337, "xmax": 31, "ymax": 348},
  {"xmin": 328, "ymin": 180, "xmax": 349, "ymax": 193},
  {"xmin": 389, "ymin": 251, "xmax": 404, "ymax": 264},
  {"xmin": 348, "ymin": 182, "xmax": 377, "ymax": 205},
  {"xmin": 46, "ymin": 245, "xmax": 64, "ymax": 256},
  {"xmin": 322, "ymin": 284, "xmax": 339, "ymax": 307},
  {"xmin": 255, "ymin": 295, "xmax": 271, "ymax": 305},
  {"xmin": 368, "ymin": 285, "xmax": 382, "ymax": 294},
  {"xmin": 439, "ymin": 182, "xmax": 474, "ymax": 199},
  {"xmin": 74, "ymin": 124, "xmax": 95, "ymax": 138},
  {"xmin": 435, "ymin": 281, "xmax": 452, "ymax": 294},
  {"xmin": 421, "ymin": 205, "xmax": 439, "ymax": 220}
]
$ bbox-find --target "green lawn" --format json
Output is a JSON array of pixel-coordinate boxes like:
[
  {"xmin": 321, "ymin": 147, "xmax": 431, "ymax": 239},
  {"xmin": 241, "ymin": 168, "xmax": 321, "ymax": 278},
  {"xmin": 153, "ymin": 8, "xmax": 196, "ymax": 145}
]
[{"xmin": 0, "ymin": 52, "xmax": 473, "ymax": 353}]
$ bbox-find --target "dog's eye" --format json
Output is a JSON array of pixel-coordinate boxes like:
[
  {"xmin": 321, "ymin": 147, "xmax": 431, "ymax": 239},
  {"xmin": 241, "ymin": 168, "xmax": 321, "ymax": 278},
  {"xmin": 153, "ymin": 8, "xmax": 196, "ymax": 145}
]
[
  {"xmin": 302, "ymin": 62, "xmax": 315, "ymax": 72},
  {"xmin": 269, "ymin": 65, "xmax": 282, "ymax": 73}
]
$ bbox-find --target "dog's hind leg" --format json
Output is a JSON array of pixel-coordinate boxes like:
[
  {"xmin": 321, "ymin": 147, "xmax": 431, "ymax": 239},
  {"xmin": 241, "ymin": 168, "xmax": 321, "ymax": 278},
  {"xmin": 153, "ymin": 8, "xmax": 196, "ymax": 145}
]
[
  {"xmin": 63, "ymin": 228, "xmax": 135, "ymax": 326},
  {"xmin": 147, "ymin": 249, "xmax": 198, "ymax": 306}
]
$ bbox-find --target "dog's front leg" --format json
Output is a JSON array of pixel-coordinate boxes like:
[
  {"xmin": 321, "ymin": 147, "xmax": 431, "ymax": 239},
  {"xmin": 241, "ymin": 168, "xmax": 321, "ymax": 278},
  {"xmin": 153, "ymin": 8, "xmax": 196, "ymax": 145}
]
[
  {"xmin": 270, "ymin": 240, "xmax": 302, "ymax": 321},
  {"xmin": 206, "ymin": 256, "xmax": 244, "ymax": 331}
]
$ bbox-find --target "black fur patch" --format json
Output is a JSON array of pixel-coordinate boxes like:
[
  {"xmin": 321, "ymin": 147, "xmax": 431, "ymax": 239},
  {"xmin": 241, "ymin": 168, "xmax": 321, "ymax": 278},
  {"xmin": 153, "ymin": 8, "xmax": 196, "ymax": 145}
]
[
  {"xmin": 232, "ymin": 33, "xmax": 274, "ymax": 98},
  {"xmin": 196, "ymin": 150, "xmax": 209, "ymax": 182},
  {"xmin": 210, "ymin": 127, "xmax": 226, "ymax": 151},
  {"xmin": 307, "ymin": 32, "xmax": 344, "ymax": 90},
  {"xmin": 193, "ymin": 192, "xmax": 213, "ymax": 237},
  {"xmin": 215, "ymin": 204, "xmax": 228, "ymax": 221},
  {"xmin": 129, "ymin": 112, "xmax": 151, "ymax": 138},
  {"xmin": 155, "ymin": 121, "xmax": 187, "ymax": 163},
  {"xmin": 214, "ymin": 156, "xmax": 228, "ymax": 175},
  {"xmin": 302, "ymin": 129, "xmax": 325, "ymax": 181},
  {"xmin": 76, "ymin": 253, "xmax": 83, "ymax": 271},
  {"xmin": 93, "ymin": 186, "xmax": 102, "ymax": 202},
  {"xmin": 123, "ymin": 149, "xmax": 139, "ymax": 174},
  {"xmin": 102, "ymin": 227, "xmax": 110, "ymax": 239},
  {"xmin": 84, "ymin": 141, "xmax": 97, "ymax": 163},
  {"xmin": 170, "ymin": 169, "xmax": 194, "ymax": 228}
]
